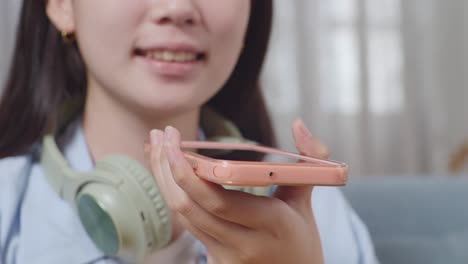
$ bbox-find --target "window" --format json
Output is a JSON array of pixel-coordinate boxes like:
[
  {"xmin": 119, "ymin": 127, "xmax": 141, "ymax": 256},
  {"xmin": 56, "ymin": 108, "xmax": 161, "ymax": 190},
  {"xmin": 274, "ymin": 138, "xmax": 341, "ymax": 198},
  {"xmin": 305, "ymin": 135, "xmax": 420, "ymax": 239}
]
[{"xmin": 319, "ymin": 0, "xmax": 404, "ymax": 115}]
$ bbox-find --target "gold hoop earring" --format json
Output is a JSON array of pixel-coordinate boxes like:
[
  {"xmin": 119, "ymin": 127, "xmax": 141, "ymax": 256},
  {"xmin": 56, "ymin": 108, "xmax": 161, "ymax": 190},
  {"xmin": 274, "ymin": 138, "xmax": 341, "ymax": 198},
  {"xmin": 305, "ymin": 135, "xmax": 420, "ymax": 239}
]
[{"xmin": 61, "ymin": 31, "xmax": 75, "ymax": 45}]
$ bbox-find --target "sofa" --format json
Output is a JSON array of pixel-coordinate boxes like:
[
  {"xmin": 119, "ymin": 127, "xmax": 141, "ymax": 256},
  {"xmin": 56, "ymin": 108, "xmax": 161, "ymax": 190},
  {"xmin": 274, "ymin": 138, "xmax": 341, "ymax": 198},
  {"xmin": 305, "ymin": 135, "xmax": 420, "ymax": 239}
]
[{"xmin": 342, "ymin": 176, "xmax": 468, "ymax": 264}]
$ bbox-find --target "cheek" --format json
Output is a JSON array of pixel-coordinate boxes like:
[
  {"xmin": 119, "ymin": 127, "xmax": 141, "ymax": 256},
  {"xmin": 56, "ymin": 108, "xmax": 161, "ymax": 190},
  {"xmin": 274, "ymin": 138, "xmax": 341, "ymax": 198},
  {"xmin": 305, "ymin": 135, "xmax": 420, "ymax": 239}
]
[
  {"xmin": 72, "ymin": 0, "xmax": 144, "ymax": 75},
  {"xmin": 208, "ymin": 1, "xmax": 250, "ymax": 48},
  {"xmin": 69, "ymin": 0, "xmax": 251, "ymax": 113},
  {"xmin": 203, "ymin": 1, "xmax": 251, "ymax": 84},
  {"xmin": 73, "ymin": 0, "xmax": 143, "ymax": 41}
]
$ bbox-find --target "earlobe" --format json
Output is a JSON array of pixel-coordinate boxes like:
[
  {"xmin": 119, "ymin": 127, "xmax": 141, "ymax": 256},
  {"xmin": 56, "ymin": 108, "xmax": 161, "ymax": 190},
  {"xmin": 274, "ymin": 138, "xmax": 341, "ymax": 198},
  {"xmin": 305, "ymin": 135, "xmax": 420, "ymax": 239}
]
[{"xmin": 46, "ymin": 0, "xmax": 75, "ymax": 33}]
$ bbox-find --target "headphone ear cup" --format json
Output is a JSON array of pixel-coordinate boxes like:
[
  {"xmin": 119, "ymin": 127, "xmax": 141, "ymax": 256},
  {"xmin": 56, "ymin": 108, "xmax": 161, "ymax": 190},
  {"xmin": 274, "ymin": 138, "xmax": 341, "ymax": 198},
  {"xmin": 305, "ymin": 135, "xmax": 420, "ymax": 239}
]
[
  {"xmin": 77, "ymin": 183, "xmax": 136, "ymax": 258},
  {"xmin": 76, "ymin": 155, "xmax": 171, "ymax": 263}
]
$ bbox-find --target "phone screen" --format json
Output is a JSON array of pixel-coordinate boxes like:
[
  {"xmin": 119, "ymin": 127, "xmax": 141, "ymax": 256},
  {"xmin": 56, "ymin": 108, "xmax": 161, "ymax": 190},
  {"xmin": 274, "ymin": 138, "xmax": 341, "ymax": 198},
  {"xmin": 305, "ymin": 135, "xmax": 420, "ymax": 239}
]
[{"xmin": 197, "ymin": 149, "xmax": 302, "ymax": 163}]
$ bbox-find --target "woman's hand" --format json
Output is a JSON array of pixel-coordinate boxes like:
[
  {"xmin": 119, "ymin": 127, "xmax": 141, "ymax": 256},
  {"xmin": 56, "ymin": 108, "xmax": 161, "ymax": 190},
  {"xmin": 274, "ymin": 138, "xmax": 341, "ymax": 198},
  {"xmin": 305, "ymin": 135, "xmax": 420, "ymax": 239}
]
[{"xmin": 148, "ymin": 118, "xmax": 327, "ymax": 264}]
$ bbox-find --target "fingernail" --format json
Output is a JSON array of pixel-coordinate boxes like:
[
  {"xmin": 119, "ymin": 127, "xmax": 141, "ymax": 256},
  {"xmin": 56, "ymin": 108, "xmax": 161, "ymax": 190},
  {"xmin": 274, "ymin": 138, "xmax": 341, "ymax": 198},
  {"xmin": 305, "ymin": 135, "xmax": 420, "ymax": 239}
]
[
  {"xmin": 297, "ymin": 118, "xmax": 312, "ymax": 138},
  {"xmin": 165, "ymin": 126, "xmax": 179, "ymax": 145},
  {"xmin": 165, "ymin": 126, "xmax": 173, "ymax": 139}
]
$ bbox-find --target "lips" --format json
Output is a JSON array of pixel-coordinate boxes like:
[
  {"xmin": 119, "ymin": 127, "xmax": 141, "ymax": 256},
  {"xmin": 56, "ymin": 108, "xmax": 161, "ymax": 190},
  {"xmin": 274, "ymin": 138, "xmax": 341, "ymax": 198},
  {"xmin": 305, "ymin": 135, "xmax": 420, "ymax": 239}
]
[{"xmin": 134, "ymin": 44, "xmax": 207, "ymax": 77}]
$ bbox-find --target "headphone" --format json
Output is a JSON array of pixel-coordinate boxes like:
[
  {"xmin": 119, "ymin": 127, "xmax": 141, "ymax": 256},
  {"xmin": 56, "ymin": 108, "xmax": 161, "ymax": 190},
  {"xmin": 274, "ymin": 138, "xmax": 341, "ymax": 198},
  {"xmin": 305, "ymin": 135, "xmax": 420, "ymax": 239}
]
[{"xmin": 40, "ymin": 134, "xmax": 270, "ymax": 263}]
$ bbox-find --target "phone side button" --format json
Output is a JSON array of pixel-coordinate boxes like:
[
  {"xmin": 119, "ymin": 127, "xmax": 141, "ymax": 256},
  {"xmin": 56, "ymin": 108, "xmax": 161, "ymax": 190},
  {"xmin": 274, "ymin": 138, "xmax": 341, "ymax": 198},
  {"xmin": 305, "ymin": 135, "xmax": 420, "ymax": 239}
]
[{"xmin": 213, "ymin": 165, "xmax": 231, "ymax": 179}]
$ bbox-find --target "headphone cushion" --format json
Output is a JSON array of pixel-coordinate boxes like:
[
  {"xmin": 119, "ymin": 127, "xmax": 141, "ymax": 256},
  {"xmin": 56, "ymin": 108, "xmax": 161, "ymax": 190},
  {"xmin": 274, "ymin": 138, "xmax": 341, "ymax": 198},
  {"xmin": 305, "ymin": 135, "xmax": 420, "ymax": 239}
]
[{"xmin": 95, "ymin": 155, "xmax": 171, "ymax": 251}]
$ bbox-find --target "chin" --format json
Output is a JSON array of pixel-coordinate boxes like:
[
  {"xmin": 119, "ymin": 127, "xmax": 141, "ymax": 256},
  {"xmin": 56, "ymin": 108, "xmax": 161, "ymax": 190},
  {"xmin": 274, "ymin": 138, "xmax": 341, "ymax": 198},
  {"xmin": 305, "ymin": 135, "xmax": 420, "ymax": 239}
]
[
  {"xmin": 133, "ymin": 96, "xmax": 202, "ymax": 116},
  {"xmin": 143, "ymin": 85, "xmax": 215, "ymax": 106}
]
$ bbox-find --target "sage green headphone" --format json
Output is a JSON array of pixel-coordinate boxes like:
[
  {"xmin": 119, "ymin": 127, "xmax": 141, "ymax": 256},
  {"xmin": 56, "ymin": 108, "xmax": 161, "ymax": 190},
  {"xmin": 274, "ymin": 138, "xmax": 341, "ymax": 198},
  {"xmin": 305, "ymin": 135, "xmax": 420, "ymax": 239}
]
[{"xmin": 40, "ymin": 134, "xmax": 270, "ymax": 263}]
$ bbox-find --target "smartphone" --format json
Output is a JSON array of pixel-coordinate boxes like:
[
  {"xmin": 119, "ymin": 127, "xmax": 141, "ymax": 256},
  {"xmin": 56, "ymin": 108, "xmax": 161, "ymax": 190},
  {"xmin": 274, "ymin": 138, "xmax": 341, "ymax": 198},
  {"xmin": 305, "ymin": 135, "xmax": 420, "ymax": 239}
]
[{"xmin": 180, "ymin": 141, "xmax": 348, "ymax": 187}]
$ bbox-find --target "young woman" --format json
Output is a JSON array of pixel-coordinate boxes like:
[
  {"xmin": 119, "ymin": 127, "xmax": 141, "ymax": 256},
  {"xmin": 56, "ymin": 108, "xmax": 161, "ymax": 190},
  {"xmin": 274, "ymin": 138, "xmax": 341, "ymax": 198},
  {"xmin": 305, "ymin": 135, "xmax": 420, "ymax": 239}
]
[{"xmin": 0, "ymin": 0, "xmax": 378, "ymax": 263}]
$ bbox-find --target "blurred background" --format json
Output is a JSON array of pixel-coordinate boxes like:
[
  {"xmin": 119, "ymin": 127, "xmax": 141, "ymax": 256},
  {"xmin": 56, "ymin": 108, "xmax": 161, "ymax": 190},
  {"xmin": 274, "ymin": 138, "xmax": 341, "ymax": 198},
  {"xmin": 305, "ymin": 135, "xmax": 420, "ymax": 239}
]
[
  {"xmin": 261, "ymin": 0, "xmax": 468, "ymax": 177},
  {"xmin": 259, "ymin": 2, "xmax": 468, "ymax": 261},
  {"xmin": 1, "ymin": 0, "xmax": 467, "ymax": 177},
  {"xmin": 1, "ymin": 1, "xmax": 468, "ymax": 263}
]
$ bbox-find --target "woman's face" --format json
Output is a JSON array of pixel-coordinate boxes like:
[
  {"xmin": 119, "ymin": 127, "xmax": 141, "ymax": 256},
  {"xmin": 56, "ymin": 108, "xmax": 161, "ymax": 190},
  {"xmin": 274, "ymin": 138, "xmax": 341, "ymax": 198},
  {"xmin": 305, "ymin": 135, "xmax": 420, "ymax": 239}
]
[{"xmin": 49, "ymin": 0, "xmax": 250, "ymax": 115}]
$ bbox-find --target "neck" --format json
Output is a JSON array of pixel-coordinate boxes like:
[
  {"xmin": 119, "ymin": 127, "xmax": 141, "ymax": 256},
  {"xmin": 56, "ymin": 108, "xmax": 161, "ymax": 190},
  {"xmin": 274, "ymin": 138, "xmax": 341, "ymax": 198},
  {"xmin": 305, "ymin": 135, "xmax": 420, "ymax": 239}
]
[
  {"xmin": 82, "ymin": 87, "xmax": 200, "ymax": 168},
  {"xmin": 82, "ymin": 83, "xmax": 199, "ymax": 244}
]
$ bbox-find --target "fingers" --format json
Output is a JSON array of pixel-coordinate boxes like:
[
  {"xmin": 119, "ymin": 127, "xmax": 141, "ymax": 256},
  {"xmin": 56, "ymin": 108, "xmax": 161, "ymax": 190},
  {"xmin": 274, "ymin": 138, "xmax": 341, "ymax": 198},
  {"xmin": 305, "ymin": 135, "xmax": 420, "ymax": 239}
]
[
  {"xmin": 176, "ymin": 214, "xmax": 223, "ymax": 251},
  {"xmin": 151, "ymin": 129, "xmax": 189, "ymax": 209},
  {"xmin": 158, "ymin": 126, "xmax": 283, "ymax": 230},
  {"xmin": 148, "ymin": 127, "xmax": 270, "ymax": 246},
  {"xmin": 149, "ymin": 130, "xmax": 172, "ymax": 202},
  {"xmin": 171, "ymin": 197, "xmax": 249, "ymax": 248},
  {"xmin": 149, "ymin": 130, "xmax": 189, "ymax": 239},
  {"xmin": 162, "ymin": 139, "xmax": 250, "ymax": 246},
  {"xmin": 292, "ymin": 118, "xmax": 329, "ymax": 159},
  {"xmin": 272, "ymin": 185, "xmax": 314, "ymax": 213},
  {"xmin": 274, "ymin": 118, "xmax": 330, "ymax": 212}
]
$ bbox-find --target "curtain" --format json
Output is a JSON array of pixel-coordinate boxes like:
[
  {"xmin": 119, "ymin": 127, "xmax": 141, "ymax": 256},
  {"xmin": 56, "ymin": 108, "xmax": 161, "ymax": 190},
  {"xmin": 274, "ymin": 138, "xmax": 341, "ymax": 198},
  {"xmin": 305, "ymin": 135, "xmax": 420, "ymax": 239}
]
[
  {"xmin": 0, "ymin": 0, "xmax": 21, "ymax": 90},
  {"xmin": 262, "ymin": 0, "xmax": 468, "ymax": 176}
]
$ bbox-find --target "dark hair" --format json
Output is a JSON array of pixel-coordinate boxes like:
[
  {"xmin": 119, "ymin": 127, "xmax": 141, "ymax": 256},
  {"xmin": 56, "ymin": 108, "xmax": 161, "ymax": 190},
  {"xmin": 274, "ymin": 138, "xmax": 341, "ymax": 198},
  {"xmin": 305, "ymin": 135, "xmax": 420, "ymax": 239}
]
[{"xmin": 0, "ymin": 0, "xmax": 275, "ymax": 160}]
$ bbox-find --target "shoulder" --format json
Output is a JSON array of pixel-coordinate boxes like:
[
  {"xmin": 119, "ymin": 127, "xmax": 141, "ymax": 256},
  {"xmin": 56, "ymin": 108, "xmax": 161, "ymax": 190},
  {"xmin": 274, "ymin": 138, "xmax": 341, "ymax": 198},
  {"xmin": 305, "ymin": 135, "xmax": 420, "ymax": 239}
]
[
  {"xmin": 0, "ymin": 155, "xmax": 31, "ymax": 202},
  {"xmin": 0, "ymin": 155, "xmax": 31, "ymax": 209},
  {"xmin": 312, "ymin": 187, "xmax": 379, "ymax": 264},
  {"xmin": 0, "ymin": 155, "xmax": 32, "ymax": 254},
  {"xmin": 0, "ymin": 154, "xmax": 31, "ymax": 174},
  {"xmin": 0, "ymin": 154, "xmax": 112, "ymax": 263},
  {"xmin": 0, "ymin": 155, "xmax": 30, "ymax": 174}
]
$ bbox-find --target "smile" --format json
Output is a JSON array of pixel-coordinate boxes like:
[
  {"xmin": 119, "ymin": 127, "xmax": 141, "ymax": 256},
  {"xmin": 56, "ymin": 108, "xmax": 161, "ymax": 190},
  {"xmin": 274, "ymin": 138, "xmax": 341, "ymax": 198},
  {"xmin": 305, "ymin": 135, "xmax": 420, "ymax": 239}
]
[{"xmin": 135, "ymin": 49, "xmax": 205, "ymax": 63}]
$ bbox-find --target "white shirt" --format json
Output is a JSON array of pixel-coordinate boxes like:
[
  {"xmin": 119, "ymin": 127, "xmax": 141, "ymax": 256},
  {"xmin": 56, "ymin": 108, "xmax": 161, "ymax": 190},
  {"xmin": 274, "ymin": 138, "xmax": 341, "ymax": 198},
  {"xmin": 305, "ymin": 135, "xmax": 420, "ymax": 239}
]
[{"xmin": 0, "ymin": 125, "xmax": 379, "ymax": 264}]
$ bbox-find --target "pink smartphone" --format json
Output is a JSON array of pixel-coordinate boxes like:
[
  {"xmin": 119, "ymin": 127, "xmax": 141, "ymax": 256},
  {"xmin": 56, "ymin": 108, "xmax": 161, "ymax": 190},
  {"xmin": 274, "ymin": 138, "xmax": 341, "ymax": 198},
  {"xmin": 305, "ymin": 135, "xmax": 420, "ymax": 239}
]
[{"xmin": 180, "ymin": 141, "xmax": 348, "ymax": 187}]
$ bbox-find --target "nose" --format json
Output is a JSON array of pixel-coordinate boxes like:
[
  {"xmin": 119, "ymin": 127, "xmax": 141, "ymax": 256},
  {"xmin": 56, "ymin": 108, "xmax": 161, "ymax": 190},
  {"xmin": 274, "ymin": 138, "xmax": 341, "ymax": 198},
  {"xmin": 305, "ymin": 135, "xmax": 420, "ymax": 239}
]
[{"xmin": 150, "ymin": 0, "xmax": 200, "ymax": 27}]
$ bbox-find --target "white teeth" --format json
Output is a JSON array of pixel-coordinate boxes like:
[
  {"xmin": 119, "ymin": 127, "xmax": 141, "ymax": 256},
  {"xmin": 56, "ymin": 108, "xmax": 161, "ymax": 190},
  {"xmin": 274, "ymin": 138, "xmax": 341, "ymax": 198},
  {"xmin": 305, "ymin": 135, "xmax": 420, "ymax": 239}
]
[
  {"xmin": 144, "ymin": 50, "xmax": 198, "ymax": 62},
  {"xmin": 175, "ymin": 52, "xmax": 186, "ymax": 62},
  {"xmin": 162, "ymin": 51, "xmax": 173, "ymax": 61}
]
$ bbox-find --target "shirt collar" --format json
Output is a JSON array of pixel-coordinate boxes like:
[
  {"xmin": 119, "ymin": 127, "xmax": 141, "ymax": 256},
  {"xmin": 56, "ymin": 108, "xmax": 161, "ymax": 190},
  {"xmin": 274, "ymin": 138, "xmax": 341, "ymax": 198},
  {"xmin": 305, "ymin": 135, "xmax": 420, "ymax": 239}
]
[
  {"xmin": 59, "ymin": 119, "xmax": 205, "ymax": 263},
  {"xmin": 61, "ymin": 108, "xmax": 252, "ymax": 172}
]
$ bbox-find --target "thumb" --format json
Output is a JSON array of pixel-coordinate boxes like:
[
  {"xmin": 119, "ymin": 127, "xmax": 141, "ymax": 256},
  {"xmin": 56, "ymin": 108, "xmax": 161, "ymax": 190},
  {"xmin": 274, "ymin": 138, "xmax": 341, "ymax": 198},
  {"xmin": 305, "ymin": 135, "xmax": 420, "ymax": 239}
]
[
  {"xmin": 292, "ymin": 118, "xmax": 329, "ymax": 160},
  {"xmin": 273, "ymin": 185, "xmax": 313, "ymax": 210}
]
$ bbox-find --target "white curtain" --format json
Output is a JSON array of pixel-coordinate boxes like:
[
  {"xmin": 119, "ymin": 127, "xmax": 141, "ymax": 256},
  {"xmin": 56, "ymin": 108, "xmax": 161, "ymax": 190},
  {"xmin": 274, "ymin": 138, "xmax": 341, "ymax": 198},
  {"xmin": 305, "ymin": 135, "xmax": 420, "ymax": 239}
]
[
  {"xmin": 1, "ymin": 0, "xmax": 467, "ymax": 176},
  {"xmin": 262, "ymin": 0, "xmax": 468, "ymax": 176},
  {"xmin": 0, "ymin": 0, "xmax": 21, "ymax": 90}
]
